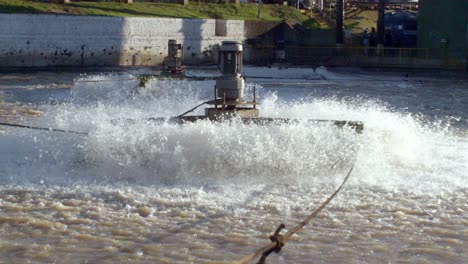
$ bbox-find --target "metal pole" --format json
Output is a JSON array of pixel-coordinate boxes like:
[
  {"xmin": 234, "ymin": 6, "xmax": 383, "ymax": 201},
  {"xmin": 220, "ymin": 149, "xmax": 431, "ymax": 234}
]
[
  {"xmin": 223, "ymin": 92, "xmax": 226, "ymax": 111},
  {"xmin": 257, "ymin": 0, "xmax": 262, "ymax": 19},
  {"xmin": 253, "ymin": 85, "xmax": 256, "ymax": 110},
  {"xmin": 214, "ymin": 85, "xmax": 218, "ymax": 108},
  {"xmin": 377, "ymin": 0, "xmax": 386, "ymax": 45},
  {"xmin": 336, "ymin": 0, "xmax": 344, "ymax": 45}
]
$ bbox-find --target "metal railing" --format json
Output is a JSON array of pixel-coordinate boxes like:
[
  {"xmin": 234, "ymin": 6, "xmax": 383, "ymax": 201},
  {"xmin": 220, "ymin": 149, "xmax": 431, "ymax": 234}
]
[{"xmin": 245, "ymin": 45, "xmax": 467, "ymax": 70}]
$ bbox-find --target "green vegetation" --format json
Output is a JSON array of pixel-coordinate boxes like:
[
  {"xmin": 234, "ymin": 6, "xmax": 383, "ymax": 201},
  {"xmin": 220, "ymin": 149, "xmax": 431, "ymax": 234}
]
[
  {"xmin": 0, "ymin": 0, "xmax": 317, "ymax": 26},
  {"xmin": 302, "ymin": 18, "xmax": 320, "ymax": 29},
  {"xmin": 344, "ymin": 9, "xmax": 378, "ymax": 33},
  {"xmin": 310, "ymin": 7, "xmax": 382, "ymax": 32}
]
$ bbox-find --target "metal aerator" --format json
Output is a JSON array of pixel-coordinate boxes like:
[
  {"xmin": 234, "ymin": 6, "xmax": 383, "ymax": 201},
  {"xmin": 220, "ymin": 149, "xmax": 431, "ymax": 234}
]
[{"xmin": 149, "ymin": 40, "xmax": 364, "ymax": 133}]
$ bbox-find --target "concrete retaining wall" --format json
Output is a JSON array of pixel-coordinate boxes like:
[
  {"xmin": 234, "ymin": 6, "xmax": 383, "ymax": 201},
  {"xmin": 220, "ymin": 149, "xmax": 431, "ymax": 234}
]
[
  {"xmin": 2, "ymin": 14, "xmax": 459, "ymax": 69},
  {"xmin": 0, "ymin": 14, "xmax": 244, "ymax": 67}
]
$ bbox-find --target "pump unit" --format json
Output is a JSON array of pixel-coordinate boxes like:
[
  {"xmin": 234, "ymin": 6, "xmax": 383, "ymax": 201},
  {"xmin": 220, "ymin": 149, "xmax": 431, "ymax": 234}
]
[
  {"xmin": 205, "ymin": 41, "xmax": 259, "ymax": 118},
  {"xmin": 162, "ymin": 39, "xmax": 184, "ymax": 75},
  {"xmin": 144, "ymin": 40, "xmax": 363, "ymax": 133}
]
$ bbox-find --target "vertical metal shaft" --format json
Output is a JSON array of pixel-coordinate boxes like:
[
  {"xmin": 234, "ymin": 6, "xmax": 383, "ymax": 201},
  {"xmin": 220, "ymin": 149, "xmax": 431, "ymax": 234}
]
[
  {"xmin": 253, "ymin": 85, "xmax": 256, "ymax": 110},
  {"xmin": 214, "ymin": 85, "xmax": 218, "ymax": 108},
  {"xmin": 336, "ymin": 0, "xmax": 344, "ymax": 45},
  {"xmin": 377, "ymin": 0, "xmax": 386, "ymax": 45},
  {"xmin": 223, "ymin": 92, "xmax": 226, "ymax": 111},
  {"xmin": 257, "ymin": 0, "xmax": 262, "ymax": 19}
]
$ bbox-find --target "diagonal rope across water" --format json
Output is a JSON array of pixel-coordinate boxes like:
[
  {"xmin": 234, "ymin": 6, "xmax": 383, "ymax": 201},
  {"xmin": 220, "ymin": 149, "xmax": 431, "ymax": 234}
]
[{"xmin": 238, "ymin": 164, "xmax": 355, "ymax": 264}]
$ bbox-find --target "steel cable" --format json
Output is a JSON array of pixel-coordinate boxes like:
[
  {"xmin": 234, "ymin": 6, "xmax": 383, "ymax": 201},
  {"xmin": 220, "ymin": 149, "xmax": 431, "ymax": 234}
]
[
  {"xmin": 0, "ymin": 121, "xmax": 88, "ymax": 135},
  {"xmin": 176, "ymin": 99, "xmax": 220, "ymax": 117}
]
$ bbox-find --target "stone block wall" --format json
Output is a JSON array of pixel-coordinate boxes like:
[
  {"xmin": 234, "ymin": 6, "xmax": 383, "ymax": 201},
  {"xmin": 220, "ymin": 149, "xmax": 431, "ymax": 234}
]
[{"xmin": 0, "ymin": 14, "xmax": 245, "ymax": 67}]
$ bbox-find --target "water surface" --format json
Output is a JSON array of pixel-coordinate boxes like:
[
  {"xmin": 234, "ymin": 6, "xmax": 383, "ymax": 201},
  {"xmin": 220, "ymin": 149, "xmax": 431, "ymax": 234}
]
[{"xmin": 1, "ymin": 67, "xmax": 467, "ymax": 263}]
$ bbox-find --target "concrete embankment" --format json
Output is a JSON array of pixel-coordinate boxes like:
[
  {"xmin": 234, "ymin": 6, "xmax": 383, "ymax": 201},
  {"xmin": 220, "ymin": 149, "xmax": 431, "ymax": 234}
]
[
  {"xmin": 0, "ymin": 14, "xmax": 248, "ymax": 67},
  {"xmin": 1, "ymin": 14, "xmax": 464, "ymax": 70}
]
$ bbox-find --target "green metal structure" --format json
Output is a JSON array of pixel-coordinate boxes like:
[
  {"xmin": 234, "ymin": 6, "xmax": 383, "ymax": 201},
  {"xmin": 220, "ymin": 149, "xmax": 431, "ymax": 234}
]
[{"xmin": 417, "ymin": 0, "xmax": 468, "ymax": 62}]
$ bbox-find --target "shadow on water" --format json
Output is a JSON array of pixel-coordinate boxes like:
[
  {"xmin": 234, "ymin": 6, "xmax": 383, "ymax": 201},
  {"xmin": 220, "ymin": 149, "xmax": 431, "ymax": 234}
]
[{"xmin": 2, "ymin": 88, "xmax": 70, "ymax": 105}]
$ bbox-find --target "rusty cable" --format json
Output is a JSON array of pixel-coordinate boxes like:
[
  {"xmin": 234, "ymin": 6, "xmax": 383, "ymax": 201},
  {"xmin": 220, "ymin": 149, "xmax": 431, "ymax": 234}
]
[
  {"xmin": 176, "ymin": 99, "xmax": 220, "ymax": 118},
  {"xmin": 0, "ymin": 121, "xmax": 88, "ymax": 135},
  {"xmin": 237, "ymin": 164, "xmax": 354, "ymax": 264}
]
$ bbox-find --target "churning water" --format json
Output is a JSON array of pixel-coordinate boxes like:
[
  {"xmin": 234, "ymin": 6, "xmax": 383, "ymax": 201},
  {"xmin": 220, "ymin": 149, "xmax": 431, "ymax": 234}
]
[{"xmin": 0, "ymin": 67, "xmax": 467, "ymax": 263}]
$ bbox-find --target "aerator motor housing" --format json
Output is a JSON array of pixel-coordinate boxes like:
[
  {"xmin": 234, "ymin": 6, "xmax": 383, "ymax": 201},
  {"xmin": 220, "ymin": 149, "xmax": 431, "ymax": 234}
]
[
  {"xmin": 162, "ymin": 39, "xmax": 184, "ymax": 75},
  {"xmin": 205, "ymin": 41, "xmax": 259, "ymax": 118}
]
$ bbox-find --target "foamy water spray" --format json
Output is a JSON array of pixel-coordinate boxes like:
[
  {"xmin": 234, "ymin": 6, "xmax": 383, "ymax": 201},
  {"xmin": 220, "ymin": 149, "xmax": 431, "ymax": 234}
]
[{"xmin": 1, "ymin": 64, "xmax": 466, "ymax": 193}]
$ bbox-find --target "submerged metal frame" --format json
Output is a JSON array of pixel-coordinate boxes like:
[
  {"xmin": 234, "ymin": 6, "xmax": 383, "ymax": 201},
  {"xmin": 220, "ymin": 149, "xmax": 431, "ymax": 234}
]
[
  {"xmin": 143, "ymin": 116, "xmax": 364, "ymax": 134},
  {"xmin": 129, "ymin": 40, "xmax": 364, "ymax": 133}
]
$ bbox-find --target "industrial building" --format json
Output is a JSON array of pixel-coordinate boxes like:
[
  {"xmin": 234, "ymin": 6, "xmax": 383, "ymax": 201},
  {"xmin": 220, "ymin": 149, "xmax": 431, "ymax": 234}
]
[
  {"xmin": 384, "ymin": 11, "xmax": 418, "ymax": 47},
  {"xmin": 417, "ymin": 0, "xmax": 468, "ymax": 62}
]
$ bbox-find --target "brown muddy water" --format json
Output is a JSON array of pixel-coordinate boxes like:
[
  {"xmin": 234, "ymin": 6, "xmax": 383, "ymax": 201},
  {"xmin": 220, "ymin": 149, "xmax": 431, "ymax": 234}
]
[{"xmin": 1, "ymin": 67, "xmax": 467, "ymax": 263}]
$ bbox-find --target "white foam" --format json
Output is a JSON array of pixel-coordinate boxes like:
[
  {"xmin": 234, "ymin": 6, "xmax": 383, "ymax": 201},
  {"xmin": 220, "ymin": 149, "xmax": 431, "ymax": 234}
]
[{"xmin": 1, "ymin": 72, "xmax": 467, "ymax": 193}]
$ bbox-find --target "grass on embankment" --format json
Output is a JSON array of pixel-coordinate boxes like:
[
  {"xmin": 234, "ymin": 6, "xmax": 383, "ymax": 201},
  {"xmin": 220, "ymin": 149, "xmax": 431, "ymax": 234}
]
[
  {"xmin": 310, "ymin": 8, "xmax": 381, "ymax": 32},
  {"xmin": 0, "ymin": 0, "xmax": 319, "ymax": 27},
  {"xmin": 344, "ymin": 9, "xmax": 378, "ymax": 33}
]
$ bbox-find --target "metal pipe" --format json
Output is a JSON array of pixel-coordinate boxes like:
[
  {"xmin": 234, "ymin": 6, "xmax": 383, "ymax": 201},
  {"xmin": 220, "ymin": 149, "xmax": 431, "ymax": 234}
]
[
  {"xmin": 253, "ymin": 85, "xmax": 256, "ymax": 110},
  {"xmin": 214, "ymin": 85, "xmax": 218, "ymax": 108},
  {"xmin": 223, "ymin": 92, "xmax": 226, "ymax": 112}
]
